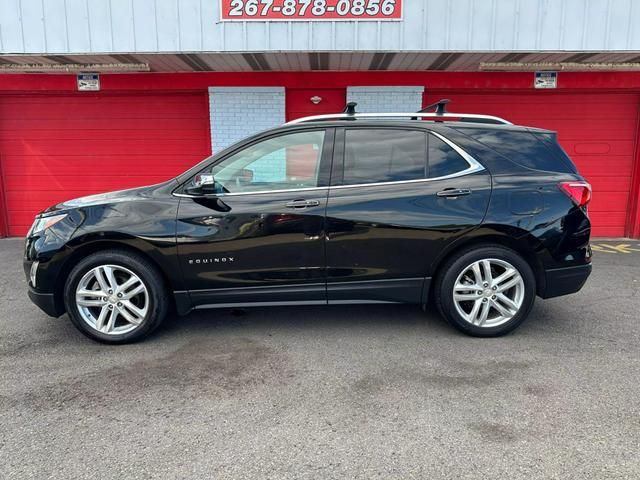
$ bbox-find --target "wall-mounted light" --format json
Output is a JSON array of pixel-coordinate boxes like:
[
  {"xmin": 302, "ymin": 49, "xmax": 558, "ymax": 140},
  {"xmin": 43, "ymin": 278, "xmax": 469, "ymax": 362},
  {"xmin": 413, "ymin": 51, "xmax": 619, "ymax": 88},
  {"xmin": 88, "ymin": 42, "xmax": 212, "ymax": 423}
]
[{"xmin": 310, "ymin": 96, "xmax": 322, "ymax": 104}]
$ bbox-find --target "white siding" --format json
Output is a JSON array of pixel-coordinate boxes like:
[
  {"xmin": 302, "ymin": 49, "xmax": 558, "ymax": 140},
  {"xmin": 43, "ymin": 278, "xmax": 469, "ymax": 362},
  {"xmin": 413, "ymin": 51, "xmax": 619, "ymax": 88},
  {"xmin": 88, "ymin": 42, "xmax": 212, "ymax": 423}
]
[
  {"xmin": 209, "ymin": 87, "xmax": 285, "ymax": 152},
  {"xmin": 1, "ymin": 0, "xmax": 640, "ymax": 54},
  {"xmin": 347, "ymin": 86, "xmax": 424, "ymax": 113}
]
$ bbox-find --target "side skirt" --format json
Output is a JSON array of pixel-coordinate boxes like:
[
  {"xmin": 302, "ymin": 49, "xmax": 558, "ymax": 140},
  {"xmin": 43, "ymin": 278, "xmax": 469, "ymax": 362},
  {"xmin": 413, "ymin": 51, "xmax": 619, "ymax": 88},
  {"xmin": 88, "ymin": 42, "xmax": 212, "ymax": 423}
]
[
  {"xmin": 327, "ymin": 277, "xmax": 428, "ymax": 304},
  {"xmin": 174, "ymin": 283, "xmax": 326, "ymax": 315},
  {"xmin": 173, "ymin": 277, "xmax": 431, "ymax": 315}
]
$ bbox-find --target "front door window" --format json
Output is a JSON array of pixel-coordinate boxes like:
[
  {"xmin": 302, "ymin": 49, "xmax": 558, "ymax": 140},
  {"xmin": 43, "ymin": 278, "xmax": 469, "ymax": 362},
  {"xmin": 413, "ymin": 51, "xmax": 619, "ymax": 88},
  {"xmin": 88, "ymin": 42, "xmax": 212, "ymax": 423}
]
[{"xmin": 196, "ymin": 130, "xmax": 326, "ymax": 194}]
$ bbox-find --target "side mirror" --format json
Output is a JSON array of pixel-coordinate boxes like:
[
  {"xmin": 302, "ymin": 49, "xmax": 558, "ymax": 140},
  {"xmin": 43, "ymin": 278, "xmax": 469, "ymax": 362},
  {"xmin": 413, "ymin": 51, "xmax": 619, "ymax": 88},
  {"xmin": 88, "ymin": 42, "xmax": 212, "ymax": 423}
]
[
  {"xmin": 185, "ymin": 173, "xmax": 219, "ymax": 196},
  {"xmin": 238, "ymin": 168, "xmax": 254, "ymax": 185}
]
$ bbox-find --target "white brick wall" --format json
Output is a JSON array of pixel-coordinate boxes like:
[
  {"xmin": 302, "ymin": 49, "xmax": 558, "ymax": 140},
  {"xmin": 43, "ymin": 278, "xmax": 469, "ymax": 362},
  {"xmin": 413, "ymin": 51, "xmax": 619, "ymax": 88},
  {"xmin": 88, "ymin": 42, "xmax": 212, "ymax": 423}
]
[
  {"xmin": 208, "ymin": 87, "xmax": 285, "ymax": 152},
  {"xmin": 346, "ymin": 86, "xmax": 425, "ymax": 113}
]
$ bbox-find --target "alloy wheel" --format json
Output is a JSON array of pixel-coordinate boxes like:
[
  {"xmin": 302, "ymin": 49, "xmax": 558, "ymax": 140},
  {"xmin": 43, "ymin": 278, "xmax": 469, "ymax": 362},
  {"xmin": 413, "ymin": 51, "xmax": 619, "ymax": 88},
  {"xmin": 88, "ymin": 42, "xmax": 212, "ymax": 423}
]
[
  {"xmin": 452, "ymin": 258, "xmax": 525, "ymax": 328},
  {"xmin": 75, "ymin": 264, "xmax": 149, "ymax": 335}
]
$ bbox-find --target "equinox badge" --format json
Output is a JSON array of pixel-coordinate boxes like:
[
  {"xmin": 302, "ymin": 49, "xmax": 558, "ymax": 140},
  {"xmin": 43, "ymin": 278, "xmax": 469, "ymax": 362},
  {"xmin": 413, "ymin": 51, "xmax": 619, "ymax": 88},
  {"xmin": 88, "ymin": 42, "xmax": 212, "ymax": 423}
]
[{"xmin": 188, "ymin": 257, "xmax": 235, "ymax": 265}]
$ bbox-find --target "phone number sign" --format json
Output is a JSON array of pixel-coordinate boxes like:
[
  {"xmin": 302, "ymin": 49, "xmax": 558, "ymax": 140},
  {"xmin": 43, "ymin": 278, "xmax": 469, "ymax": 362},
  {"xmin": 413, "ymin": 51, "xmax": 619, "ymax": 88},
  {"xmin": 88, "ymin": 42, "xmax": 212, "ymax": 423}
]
[{"xmin": 220, "ymin": 0, "xmax": 402, "ymax": 21}]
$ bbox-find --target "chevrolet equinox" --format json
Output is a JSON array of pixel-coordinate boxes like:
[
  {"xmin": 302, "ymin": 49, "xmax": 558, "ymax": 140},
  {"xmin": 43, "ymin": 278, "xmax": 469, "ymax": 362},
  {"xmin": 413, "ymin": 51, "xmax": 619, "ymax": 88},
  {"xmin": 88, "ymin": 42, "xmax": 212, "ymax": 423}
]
[{"xmin": 24, "ymin": 103, "xmax": 593, "ymax": 343}]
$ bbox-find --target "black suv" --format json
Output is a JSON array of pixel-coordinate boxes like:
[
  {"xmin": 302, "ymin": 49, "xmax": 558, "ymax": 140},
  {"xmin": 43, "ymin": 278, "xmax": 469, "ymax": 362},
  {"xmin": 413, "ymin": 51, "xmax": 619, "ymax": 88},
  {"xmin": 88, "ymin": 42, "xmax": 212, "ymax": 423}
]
[{"xmin": 24, "ymin": 104, "xmax": 592, "ymax": 343}]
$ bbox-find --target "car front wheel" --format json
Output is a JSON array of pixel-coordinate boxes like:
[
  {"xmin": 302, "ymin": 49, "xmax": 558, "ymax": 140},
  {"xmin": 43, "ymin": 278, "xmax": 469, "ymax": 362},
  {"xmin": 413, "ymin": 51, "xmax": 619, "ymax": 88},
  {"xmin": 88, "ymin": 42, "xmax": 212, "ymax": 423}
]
[
  {"xmin": 435, "ymin": 245, "xmax": 536, "ymax": 337},
  {"xmin": 64, "ymin": 250, "xmax": 168, "ymax": 344}
]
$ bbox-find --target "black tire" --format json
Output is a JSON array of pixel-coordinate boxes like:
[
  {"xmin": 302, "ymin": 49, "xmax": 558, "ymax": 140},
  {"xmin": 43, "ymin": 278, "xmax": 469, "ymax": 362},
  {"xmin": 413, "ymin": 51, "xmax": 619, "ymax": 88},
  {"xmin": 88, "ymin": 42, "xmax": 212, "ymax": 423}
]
[
  {"xmin": 64, "ymin": 249, "xmax": 168, "ymax": 344},
  {"xmin": 434, "ymin": 245, "xmax": 536, "ymax": 337}
]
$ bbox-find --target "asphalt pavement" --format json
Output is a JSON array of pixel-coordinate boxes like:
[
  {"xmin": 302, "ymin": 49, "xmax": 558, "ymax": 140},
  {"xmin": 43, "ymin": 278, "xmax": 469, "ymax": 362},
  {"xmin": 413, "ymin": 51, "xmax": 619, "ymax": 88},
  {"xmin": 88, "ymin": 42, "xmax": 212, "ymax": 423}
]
[{"xmin": 1, "ymin": 238, "xmax": 639, "ymax": 479}]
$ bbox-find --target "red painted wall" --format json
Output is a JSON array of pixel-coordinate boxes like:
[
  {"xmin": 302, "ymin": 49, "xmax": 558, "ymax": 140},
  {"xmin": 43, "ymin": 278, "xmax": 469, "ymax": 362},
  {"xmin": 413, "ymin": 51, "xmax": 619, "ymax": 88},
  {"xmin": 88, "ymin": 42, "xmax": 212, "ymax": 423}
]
[
  {"xmin": 5, "ymin": 71, "xmax": 640, "ymax": 92},
  {"xmin": 1, "ymin": 70, "xmax": 640, "ymax": 237},
  {"xmin": 286, "ymin": 88, "xmax": 346, "ymax": 121},
  {"xmin": 0, "ymin": 92, "xmax": 210, "ymax": 236}
]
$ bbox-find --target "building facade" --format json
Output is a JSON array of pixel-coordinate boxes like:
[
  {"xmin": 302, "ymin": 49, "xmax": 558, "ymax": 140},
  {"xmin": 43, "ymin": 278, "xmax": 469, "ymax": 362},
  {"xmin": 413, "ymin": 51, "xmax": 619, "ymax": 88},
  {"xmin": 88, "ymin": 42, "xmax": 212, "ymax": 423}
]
[{"xmin": 1, "ymin": 0, "xmax": 640, "ymax": 237}]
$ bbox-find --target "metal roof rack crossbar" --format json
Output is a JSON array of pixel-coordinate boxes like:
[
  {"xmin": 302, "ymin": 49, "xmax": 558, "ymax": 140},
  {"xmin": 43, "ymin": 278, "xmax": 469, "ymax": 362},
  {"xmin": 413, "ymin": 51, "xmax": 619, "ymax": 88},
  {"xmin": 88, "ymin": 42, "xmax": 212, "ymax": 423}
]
[
  {"xmin": 343, "ymin": 102, "xmax": 358, "ymax": 115},
  {"xmin": 286, "ymin": 99, "xmax": 511, "ymax": 125},
  {"xmin": 418, "ymin": 98, "xmax": 451, "ymax": 115}
]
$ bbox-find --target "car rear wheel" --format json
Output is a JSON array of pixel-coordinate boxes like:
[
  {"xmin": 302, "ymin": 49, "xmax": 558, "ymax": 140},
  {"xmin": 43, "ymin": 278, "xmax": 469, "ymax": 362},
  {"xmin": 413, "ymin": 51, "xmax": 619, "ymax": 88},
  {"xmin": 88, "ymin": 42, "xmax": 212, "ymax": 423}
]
[
  {"xmin": 64, "ymin": 250, "xmax": 168, "ymax": 344},
  {"xmin": 435, "ymin": 245, "xmax": 536, "ymax": 337}
]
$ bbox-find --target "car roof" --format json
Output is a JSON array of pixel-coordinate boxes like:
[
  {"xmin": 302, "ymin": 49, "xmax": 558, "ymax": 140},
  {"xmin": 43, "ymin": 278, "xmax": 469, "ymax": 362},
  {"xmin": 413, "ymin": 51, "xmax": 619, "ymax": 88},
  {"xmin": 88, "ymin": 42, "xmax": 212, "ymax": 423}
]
[{"xmin": 276, "ymin": 119, "xmax": 555, "ymax": 135}]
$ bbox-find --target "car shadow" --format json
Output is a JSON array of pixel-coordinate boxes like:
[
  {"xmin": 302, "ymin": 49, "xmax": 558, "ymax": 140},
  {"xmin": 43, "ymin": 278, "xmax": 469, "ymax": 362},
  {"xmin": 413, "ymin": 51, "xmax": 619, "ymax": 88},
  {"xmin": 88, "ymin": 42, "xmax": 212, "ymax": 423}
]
[
  {"xmin": 157, "ymin": 303, "xmax": 454, "ymax": 339},
  {"xmin": 152, "ymin": 298, "xmax": 593, "ymax": 345}
]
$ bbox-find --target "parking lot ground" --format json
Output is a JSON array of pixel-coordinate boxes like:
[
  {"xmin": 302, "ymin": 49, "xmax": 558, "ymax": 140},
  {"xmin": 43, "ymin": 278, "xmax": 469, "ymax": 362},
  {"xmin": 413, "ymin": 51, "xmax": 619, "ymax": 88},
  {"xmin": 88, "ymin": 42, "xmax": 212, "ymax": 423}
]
[{"xmin": 1, "ymin": 238, "xmax": 639, "ymax": 479}]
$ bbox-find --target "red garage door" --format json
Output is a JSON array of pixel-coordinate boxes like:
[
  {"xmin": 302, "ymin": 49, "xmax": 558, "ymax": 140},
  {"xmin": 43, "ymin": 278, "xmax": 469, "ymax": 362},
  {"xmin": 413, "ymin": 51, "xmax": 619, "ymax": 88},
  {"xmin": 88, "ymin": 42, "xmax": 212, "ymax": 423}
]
[
  {"xmin": 0, "ymin": 92, "xmax": 210, "ymax": 236},
  {"xmin": 424, "ymin": 92, "xmax": 639, "ymax": 237}
]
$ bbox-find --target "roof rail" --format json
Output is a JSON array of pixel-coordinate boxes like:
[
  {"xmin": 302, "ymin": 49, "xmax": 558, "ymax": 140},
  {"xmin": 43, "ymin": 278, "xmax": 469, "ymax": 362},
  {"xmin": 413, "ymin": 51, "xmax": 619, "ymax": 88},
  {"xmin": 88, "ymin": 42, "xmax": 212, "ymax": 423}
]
[
  {"xmin": 286, "ymin": 99, "xmax": 511, "ymax": 125},
  {"xmin": 285, "ymin": 112, "xmax": 513, "ymax": 125}
]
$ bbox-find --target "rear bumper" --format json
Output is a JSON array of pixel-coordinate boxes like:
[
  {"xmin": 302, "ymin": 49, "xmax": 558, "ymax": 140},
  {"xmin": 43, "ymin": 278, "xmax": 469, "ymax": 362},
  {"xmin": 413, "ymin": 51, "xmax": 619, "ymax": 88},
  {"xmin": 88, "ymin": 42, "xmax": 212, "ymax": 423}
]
[{"xmin": 539, "ymin": 263, "xmax": 592, "ymax": 299}]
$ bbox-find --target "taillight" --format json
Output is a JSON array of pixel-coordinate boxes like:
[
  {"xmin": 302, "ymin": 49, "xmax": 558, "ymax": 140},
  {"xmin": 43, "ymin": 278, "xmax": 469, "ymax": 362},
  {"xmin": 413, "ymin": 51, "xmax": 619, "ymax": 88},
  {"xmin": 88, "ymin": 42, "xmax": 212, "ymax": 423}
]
[{"xmin": 559, "ymin": 181, "xmax": 592, "ymax": 208}]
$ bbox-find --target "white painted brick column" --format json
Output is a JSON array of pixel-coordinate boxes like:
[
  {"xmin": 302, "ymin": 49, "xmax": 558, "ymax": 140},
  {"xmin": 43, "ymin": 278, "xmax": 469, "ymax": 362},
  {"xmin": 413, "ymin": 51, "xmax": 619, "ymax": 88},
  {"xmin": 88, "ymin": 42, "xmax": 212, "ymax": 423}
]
[
  {"xmin": 208, "ymin": 87, "xmax": 285, "ymax": 152},
  {"xmin": 346, "ymin": 86, "xmax": 425, "ymax": 113}
]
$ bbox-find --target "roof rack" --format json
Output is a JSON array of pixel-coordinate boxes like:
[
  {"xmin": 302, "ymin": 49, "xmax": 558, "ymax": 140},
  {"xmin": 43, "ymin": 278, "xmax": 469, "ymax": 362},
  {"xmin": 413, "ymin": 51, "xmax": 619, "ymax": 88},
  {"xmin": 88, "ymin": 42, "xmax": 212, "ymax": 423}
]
[
  {"xmin": 418, "ymin": 98, "xmax": 451, "ymax": 115},
  {"xmin": 285, "ymin": 99, "xmax": 512, "ymax": 126}
]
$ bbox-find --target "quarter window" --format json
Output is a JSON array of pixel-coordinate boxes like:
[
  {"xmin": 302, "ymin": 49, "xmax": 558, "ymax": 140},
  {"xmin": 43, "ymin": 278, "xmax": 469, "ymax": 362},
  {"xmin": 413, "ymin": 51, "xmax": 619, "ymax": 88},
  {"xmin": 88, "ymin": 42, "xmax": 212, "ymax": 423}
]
[
  {"xmin": 454, "ymin": 127, "xmax": 577, "ymax": 173},
  {"xmin": 199, "ymin": 130, "xmax": 325, "ymax": 194}
]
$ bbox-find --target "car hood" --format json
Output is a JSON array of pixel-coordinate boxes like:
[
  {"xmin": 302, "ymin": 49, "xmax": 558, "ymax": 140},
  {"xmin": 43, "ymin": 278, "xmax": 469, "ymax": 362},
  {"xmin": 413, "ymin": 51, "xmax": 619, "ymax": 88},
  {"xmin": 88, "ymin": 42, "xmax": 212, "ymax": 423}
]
[{"xmin": 39, "ymin": 180, "xmax": 177, "ymax": 216}]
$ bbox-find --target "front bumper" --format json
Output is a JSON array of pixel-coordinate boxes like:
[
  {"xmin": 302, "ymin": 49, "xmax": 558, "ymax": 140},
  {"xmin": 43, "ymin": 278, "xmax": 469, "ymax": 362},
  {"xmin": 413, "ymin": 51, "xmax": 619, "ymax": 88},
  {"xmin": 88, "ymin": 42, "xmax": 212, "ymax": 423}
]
[
  {"xmin": 27, "ymin": 286, "xmax": 64, "ymax": 317},
  {"xmin": 24, "ymin": 258, "xmax": 65, "ymax": 317},
  {"xmin": 539, "ymin": 263, "xmax": 592, "ymax": 299}
]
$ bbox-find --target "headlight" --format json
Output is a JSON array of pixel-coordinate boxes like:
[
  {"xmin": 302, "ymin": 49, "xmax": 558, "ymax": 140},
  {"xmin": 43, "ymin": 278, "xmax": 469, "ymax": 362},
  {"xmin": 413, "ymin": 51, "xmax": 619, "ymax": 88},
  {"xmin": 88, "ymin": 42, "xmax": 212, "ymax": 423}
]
[{"xmin": 28, "ymin": 214, "xmax": 67, "ymax": 236}]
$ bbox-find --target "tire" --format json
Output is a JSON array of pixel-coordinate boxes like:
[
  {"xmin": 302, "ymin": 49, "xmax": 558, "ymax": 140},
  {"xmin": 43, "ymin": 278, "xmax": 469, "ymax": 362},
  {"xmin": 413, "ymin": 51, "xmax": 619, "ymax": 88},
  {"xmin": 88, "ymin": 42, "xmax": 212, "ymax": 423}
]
[
  {"xmin": 434, "ymin": 245, "xmax": 536, "ymax": 337},
  {"xmin": 64, "ymin": 249, "xmax": 168, "ymax": 344}
]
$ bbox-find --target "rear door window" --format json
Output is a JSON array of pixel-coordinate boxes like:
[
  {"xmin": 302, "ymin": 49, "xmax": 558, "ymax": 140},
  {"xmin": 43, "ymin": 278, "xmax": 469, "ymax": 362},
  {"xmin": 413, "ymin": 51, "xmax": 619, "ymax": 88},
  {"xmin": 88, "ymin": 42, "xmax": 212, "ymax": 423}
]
[
  {"xmin": 339, "ymin": 129, "xmax": 474, "ymax": 186},
  {"xmin": 342, "ymin": 129, "xmax": 427, "ymax": 185},
  {"xmin": 428, "ymin": 134, "xmax": 471, "ymax": 178}
]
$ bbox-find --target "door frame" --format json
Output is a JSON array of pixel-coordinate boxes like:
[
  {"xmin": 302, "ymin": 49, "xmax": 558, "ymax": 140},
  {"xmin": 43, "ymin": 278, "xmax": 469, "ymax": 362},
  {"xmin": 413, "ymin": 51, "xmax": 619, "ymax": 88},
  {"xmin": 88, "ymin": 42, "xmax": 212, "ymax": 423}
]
[
  {"xmin": 0, "ymin": 153, "xmax": 8, "ymax": 238},
  {"xmin": 174, "ymin": 126, "xmax": 337, "ymax": 306},
  {"xmin": 628, "ymin": 108, "xmax": 640, "ymax": 238}
]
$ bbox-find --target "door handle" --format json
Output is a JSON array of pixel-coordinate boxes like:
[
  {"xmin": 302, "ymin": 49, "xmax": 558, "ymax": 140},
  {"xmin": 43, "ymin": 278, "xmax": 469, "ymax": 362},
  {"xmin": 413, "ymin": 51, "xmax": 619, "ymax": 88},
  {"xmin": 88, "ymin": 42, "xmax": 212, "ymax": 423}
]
[
  {"xmin": 437, "ymin": 188, "xmax": 472, "ymax": 198},
  {"xmin": 285, "ymin": 199, "xmax": 320, "ymax": 208}
]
